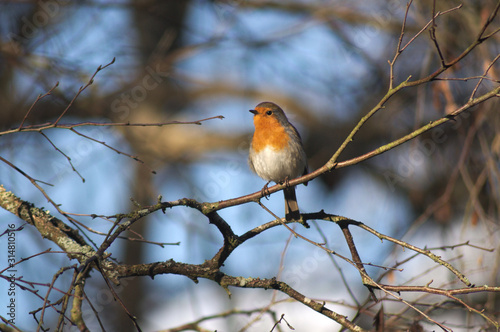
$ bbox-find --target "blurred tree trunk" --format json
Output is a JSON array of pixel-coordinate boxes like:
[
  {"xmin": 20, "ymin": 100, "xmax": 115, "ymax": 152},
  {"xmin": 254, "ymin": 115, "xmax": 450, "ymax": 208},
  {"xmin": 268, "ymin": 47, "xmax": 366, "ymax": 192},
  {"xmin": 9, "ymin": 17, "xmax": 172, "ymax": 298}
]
[{"xmin": 118, "ymin": 1, "xmax": 189, "ymax": 330}]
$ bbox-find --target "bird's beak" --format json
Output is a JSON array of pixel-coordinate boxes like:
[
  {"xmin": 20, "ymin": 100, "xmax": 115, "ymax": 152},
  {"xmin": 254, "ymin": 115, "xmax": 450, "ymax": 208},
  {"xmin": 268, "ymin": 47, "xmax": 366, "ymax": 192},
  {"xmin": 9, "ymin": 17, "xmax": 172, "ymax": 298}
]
[{"xmin": 249, "ymin": 109, "xmax": 258, "ymax": 115}]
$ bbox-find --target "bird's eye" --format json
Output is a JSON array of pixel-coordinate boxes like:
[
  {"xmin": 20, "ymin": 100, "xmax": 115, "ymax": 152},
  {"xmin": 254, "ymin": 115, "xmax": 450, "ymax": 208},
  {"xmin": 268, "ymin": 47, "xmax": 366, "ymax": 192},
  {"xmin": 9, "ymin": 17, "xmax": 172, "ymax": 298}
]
[{"xmin": 266, "ymin": 110, "xmax": 272, "ymax": 115}]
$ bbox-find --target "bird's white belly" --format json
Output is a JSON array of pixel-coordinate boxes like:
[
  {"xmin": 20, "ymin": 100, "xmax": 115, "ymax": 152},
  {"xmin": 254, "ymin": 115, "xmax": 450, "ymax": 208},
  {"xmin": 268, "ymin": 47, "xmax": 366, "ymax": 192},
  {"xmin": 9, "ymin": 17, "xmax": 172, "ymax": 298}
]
[{"xmin": 251, "ymin": 146, "xmax": 304, "ymax": 183}]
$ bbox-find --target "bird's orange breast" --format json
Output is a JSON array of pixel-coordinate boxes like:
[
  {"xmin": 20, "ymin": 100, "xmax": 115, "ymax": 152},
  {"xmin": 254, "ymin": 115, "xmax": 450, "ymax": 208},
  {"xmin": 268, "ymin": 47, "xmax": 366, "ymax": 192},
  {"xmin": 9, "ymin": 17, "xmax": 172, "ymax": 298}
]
[{"xmin": 252, "ymin": 114, "xmax": 289, "ymax": 153}]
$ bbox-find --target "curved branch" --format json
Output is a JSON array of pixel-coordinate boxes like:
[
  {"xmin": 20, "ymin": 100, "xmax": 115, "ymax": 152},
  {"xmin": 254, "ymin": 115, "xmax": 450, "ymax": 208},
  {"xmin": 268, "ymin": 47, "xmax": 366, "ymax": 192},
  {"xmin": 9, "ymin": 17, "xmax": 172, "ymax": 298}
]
[
  {"xmin": 117, "ymin": 260, "xmax": 368, "ymax": 331},
  {"xmin": 0, "ymin": 185, "xmax": 119, "ymax": 284},
  {"xmin": 304, "ymin": 212, "xmax": 473, "ymax": 287}
]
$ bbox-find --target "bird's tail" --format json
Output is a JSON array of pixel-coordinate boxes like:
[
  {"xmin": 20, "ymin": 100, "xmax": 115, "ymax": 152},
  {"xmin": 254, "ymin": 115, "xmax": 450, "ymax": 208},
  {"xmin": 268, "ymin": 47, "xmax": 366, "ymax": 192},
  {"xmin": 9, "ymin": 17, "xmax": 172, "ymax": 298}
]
[{"xmin": 284, "ymin": 186, "xmax": 300, "ymax": 221}]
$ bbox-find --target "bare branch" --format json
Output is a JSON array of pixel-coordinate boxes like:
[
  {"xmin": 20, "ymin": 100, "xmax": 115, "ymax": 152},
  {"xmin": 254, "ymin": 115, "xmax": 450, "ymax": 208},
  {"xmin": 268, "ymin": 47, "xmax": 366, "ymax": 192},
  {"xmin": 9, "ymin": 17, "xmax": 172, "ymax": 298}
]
[{"xmin": 53, "ymin": 58, "xmax": 116, "ymax": 126}]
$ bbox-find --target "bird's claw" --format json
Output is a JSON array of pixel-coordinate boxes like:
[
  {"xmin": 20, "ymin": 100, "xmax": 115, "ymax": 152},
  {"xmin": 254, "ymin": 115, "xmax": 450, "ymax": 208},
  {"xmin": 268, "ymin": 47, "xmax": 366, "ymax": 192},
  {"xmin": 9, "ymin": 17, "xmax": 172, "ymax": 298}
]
[{"xmin": 261, "ymin": 181, "xmax": 271, "ymax": 200}]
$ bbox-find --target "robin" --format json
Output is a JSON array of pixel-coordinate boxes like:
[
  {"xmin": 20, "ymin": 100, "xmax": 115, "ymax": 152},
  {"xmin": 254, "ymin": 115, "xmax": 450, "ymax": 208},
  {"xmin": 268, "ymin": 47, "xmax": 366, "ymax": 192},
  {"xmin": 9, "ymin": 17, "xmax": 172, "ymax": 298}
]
[{"xmin": 248, "ymin": 101, "xmax": 308, "ymax": 221}]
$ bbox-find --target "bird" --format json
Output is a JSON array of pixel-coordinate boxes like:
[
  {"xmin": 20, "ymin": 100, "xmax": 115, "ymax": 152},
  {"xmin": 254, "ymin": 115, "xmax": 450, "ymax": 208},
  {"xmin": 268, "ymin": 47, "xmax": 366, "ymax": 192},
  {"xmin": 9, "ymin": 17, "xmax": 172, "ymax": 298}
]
[{"xmin": 248, "ymin": 101, "xmax": 308, "ymax": 221}]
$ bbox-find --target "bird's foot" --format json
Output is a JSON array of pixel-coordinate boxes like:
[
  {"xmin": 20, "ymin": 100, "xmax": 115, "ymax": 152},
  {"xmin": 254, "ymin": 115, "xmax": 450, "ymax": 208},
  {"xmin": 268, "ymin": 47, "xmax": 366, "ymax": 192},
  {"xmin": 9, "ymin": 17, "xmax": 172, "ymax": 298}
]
[{"xmin": 261, "ymin": 181, "xmax": 271, "ymax": 199}]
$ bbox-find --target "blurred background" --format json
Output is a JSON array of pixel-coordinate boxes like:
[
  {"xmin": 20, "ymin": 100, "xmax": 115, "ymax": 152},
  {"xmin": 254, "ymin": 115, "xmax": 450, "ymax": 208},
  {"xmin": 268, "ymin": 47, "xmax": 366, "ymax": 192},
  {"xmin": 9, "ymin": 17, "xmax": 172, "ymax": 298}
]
[{"xmin": 0, "ymin": 0, "xmax": 499, "ymax": 331}]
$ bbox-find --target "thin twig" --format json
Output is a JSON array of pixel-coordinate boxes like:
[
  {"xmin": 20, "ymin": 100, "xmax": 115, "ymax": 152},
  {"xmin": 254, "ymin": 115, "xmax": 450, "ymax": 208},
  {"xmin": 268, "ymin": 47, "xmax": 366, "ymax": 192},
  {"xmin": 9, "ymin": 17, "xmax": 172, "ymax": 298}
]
[
  {"xmin": 53, "ymin": 58, "xmax": 116, "ymax": 126},
  {"xmin": 70, "ymin": 127, "xmax": 156, "ymax": 174},
  {"xmin": 389, "ymin": 0, "xmax": 413, "ymax": 90},
  {"xmin": 18, "ymin": 82, "xmax": 59, "ymax": 130},
  {"xmin": 2, "ymin": 115, "xmax": 225, "ymax": 136},
  {"xmin": 354, "ymin": 221, "xmax": 472, "ymax": 287},
  {"xmin": 39, "ymin": 131, "xmax": 85, "ymax": 182},
  {"xmin": 470, "ymin": 53, "xmax": 500, "ymax": 100},
  {"xmin": 429, "ymin": 0, "xmax": 448, "ymax": 67}
]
